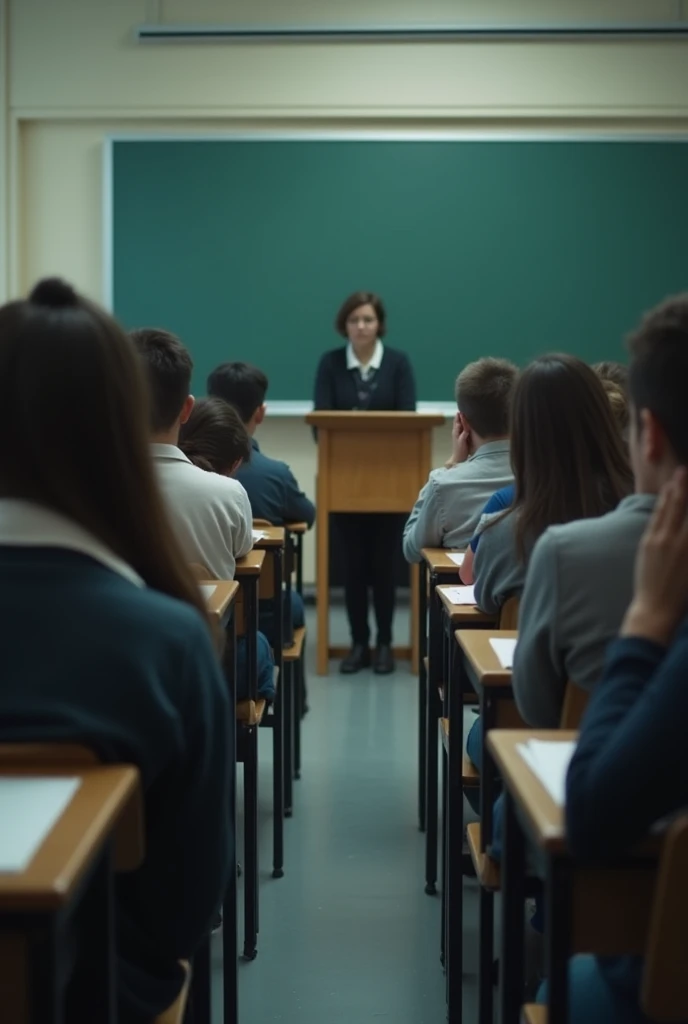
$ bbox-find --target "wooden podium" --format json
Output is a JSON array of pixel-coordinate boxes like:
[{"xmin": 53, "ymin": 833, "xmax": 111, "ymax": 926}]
[{"xmin": 305, "ymin": 411, "xmax": 445, "ymax": 675}]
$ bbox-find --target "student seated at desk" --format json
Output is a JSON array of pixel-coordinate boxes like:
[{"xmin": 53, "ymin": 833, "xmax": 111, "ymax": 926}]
[
  {"xmin": 402, "ymin": 358, "xmax": 518, "ymax": 562},
  {"xmin": 131, "ymin": 330, "xmax": 275, "ymax": 700},
  {"xmin": 206, "ymin": 362, "xmax": 311, "ymax": 642},
  {"xmin": 513, "ymin": 339, "xmax": 670, "ymax": 725},
  {"xmin": 461, "ymin": 362, "xmax": 629, "ymax": 586},
  {"xmin": 0, "ymin": 279, "xmax": 232, "ymax": 1024},
  {"xmin": 179, "ymin": 398, "xmax": 305, "ymax": 696},
  {"xmin": 207, "ymin": 361, "xmax": 316, "ymax": 530},
  {"xmin": 472, "ymin": 354, "xmax": 632, "ymax": 616},
  {"xmin": 553, "ymin": 300, "xmax": 688, "ymax": 1024}
]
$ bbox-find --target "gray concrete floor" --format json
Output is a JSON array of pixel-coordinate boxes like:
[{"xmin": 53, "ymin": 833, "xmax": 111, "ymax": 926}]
[{"xmin": 213, "ymin": 602, "xmax": 482, "ymax": 1023}]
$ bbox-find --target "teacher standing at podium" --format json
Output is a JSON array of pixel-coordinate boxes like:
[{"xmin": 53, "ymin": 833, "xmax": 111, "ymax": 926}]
[{"xmin": 313, "ymin": 290, "xmax": 417, "ymax": 675}]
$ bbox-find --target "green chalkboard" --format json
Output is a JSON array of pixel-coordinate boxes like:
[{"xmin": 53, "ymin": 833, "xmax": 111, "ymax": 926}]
[{"xmin": 110, "ymin": 137, "xmax": 688, "ymax": 400}]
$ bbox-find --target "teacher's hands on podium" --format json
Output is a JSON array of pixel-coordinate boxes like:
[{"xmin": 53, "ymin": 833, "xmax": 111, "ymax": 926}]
[{"xmin": 445, "ymin": 412, "xmax": 472, "ymax": 469}]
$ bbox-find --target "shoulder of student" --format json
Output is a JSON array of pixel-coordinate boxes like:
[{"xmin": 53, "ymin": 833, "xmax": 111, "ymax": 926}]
[
  {"xmin": 185, "ymin": 460, "xmax": 250, "ymax": 507},
  {"xmin": 537, "ymin": 495, "xmax": 655, "ymax": 567}
]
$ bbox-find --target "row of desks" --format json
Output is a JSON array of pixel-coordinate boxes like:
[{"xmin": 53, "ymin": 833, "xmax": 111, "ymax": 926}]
[
  {"xmin": 0, "ymin": 528, "xmax": 303, "ymax": 1024},
  {"xmin": 418, "ymin": 547, "xmax": 669, "ymax": 1024}
]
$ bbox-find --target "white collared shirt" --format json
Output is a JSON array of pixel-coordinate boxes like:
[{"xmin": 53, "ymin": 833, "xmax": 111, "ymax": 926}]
[
  {"xmin": 346, "ymin": 339, "xmax": 384, "ymax": 381},
  {"xmin": 151, "ymin": 443, "xmax": 253, "ymax": 580},
  {"xmin": 0, "ymin": 499, "xmax": 144, "ymax": 587}
]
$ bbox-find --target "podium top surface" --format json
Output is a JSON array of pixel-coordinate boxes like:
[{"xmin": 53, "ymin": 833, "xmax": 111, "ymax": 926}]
[{"xmin": 305, "ymin": 411, "xmax": 445, "ymax": 430}]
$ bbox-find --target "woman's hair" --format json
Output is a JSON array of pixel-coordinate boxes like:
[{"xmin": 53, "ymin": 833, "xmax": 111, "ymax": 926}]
[
  {"xmin": 335, "ymin": 291, "xmax": 387, "ymax": 338},
  {"xmin": 505, "ymin": 353, "xmax": 633, "ymax": 560},
  {"xmin": 179, "ymin": 397, "xmax": 252, "ymax": 475},
  {"xmin": 0, "ymin": 278, "xmax": 207, "ymax": 619},
  {"xmin": 592, "ymin": 361, "xmax": 629, "ymax": 438}
]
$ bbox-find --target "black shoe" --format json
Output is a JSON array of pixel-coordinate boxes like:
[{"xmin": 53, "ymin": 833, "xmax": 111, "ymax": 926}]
[
  {"xmin": 373, "ymin": 644, "xmax": 395, "ymax": 675},
  {"xmin": 340, "ymin": 644, "xmax": 371, "ymax": 674}
]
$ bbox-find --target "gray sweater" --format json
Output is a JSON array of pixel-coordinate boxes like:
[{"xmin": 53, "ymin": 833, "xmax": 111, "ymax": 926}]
[
  {"xmin": 403, "ymin": 441, "xmax": 513, "ymax": 563},
  {"xmin": 513, "ymin": 493, "xmax": 656, "ymax": 728},
  {"xmin": 473, "ymin": 510, "xmax": 529, "ymax": 615}
]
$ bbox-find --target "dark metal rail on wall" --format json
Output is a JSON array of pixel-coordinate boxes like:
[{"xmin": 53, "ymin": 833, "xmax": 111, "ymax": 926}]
[{"xmin": 135, "ymin": 22, "xmax": 688, "ymax": 43}]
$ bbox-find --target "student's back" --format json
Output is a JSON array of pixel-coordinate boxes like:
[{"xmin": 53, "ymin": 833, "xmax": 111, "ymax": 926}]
[
  {"xmin": 0, "ymin": 280, "xmax": 232, "ymax": 1024},
  {"xmin": 207, "ymin": 362, "xmax": 315, "ymax": 527},
  {"xmin": 0, "ymin": 540, "xmax": 229, "ymax": 1020},
  {"xmin": 513, "ymin": 493, "xmax": 655, "ymax": 726},
  {"xmin": 130, "ymin": 332, "xmax": 254, "ymax": 580},
  {"xmin": 403, "ymin": 358, "xmax": 517, "ymax": 561}
]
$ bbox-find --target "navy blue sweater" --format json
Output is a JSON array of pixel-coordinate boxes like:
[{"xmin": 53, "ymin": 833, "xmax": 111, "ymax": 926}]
[
  {"xmin": 236, "ymin": 438, "xmax": 315, "ymax": 527},
  {"xmin": 567, "ymin": 623, "xmax": 688, "ymax": 1014},
  {"xmin": 314, "ymin": 345, "xmax": 416, "ymax": 412},
  {"xmin": 0, "ymin": 548, "xmax": 232, "ymax": 1024}
]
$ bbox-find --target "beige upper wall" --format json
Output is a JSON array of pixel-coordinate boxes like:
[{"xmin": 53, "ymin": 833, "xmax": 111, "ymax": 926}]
[
  {"xmin": 158, "ymin": 0, "xmax": 683, "ymax": 26},
  {"xmin": 9, "ymin": 0, "xmax": 688, "ymax": 115}
]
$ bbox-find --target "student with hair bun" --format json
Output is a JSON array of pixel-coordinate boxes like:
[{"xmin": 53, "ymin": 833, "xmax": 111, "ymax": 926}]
[{"xmin": 0, "ymin": 279, "xmax": 232, "ymax": 1024}]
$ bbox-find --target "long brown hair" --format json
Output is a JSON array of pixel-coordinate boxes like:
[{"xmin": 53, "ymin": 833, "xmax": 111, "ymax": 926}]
[
  {"xmin": 507, "ymin": 353, "xmax": 633, "ymax": 559},
  {"xmin": 0, "ymin": 278, "xmax": 207, "ymax": 620},
  {"xmin": 179, "ymin": 397, "xmax": 252, "ymax": 474}
]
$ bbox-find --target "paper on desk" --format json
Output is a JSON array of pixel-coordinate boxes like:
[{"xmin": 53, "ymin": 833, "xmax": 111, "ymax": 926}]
[
  {"xmin": 252, "ymin": 530, "xmax": 266, "ymax": 542},
  {"xmin": 199, "ymin": 584, "xmax": 217, "ymax": 599},
  {"xmin": 490, "ymin": 637, "xmax": 517, "ymax": 670},
  {"xmin": 447, "ymin": 552, "xmax": 465, "ymax": 567},
  {"xmin": 517, "ymin": 740, "xmax": 577, "ymax": 807},
  {"xmin": 0, "ymin": 777, "xmax": 81, "ymax": 872},
  {"xmin": 441, "ymin": 585, "xmax": 475, "ymax": 605}
]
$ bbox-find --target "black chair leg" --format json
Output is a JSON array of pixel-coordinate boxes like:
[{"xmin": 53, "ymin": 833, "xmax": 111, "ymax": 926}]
[
  {"xmin": 294, "ymin": 657, "xmax": 302, "ymax": 779},
  {"xmin": 478, "ymin": 887, "xmax": 495, "ymax": 1024},
  {"xmin": 243, "ymin": 728, "xmax": 258, "ymax": 960},
  {"xmin": 284, "ymin": 663, "xmax": 294, "ymax": 816},
  {"xmin": 272, "ymin": 691, "xmax": 285, "ymax": 878}
]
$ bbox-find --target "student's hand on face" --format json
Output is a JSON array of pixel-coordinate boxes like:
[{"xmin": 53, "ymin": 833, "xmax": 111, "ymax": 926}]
[
  {"xmin": 622, "ymin": 467, "xmax": 688, "ymax": 646},
  {"xmin": 446, "ymin": 413, "xmax": 471, "ymax": 467}
]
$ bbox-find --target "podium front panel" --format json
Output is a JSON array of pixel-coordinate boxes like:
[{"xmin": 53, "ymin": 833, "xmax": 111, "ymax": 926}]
[{"xmin": 328, "ymin": 430, "xmax": 423, "ymax": 513}]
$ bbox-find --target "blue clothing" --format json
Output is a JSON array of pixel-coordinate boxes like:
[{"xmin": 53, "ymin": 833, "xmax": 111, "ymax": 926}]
[
  {"xmin": 258, "ymin": 590, "xmax": 305, "ymax": 650},
  {"xmin": 564, "ymin": 625, "xmax": 688, "ymax": 1022},
  {"xmin": 0, "ymin": 547, "xmax": 232, "ymax": 1024},
  {"xmin": 236, "ymin": 632, "xmax": 276, "ymax": 701},
  {"xmin": 235, "ymin": 438, "xmax": 315, "ymax": 528},
  {"xmin": 537, "ymin": 956, "xmax": 651, "ymax": 1024},
  {"xmin": 469, "ymin": 484, "xmax": 515, "ymax": 552}
]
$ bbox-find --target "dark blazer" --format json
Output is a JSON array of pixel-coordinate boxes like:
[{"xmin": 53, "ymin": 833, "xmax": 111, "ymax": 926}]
[
  {"xmin": 314, "ymin": 345, "xmax": 416, "ymax": 412},
  {"xmin": 0, "ymin": 547, "xmax": 232, "ymax": 1024},
  {"xmin": 236, "ymin": 438, "xmax": 315, "ymax": 527}
]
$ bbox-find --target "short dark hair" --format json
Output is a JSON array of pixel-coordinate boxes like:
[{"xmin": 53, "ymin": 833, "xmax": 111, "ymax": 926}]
[
  {"xmin": 207, "ymin": 362, "xmax": 268, "ymax": 424},
  {"xmin": 334, "ymin": 291, "xmax": 387, "ymax": 339},
  {"xmin": 130, "ymin": 328, "xmax": 193, "ymax": 433},
  {"xmin": 179, "ymin": 397, "xmax": 252, "ymax": 475},
  {"xmin": 455, "ymin": 357, "xmax": 519, "ymax": 438},
  {"xmin": 0, "ymin": 278, "xmax": 207, "ymax": 617},
  {"xmin": 627, "ymin": 294, "xmax": 688, "ymax": 464}
]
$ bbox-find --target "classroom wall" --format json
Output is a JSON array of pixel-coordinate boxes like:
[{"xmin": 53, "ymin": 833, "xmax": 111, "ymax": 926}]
[{"xmin": 5, "ymin": 0, "xmax": 688, "ymax": 582}]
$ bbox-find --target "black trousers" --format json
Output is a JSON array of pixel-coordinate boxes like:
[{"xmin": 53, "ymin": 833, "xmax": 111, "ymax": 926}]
[{"xmin": 334, "ymin": 513, "xmax": 404, "ymax": 646}]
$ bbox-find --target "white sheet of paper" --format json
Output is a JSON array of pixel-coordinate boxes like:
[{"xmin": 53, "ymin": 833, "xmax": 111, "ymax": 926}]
[
  {"xmin": 0, "ymin": 777, "xmax": 81, "ymax": 872},
  {"xmin": 490, "ymin": 637, "xmax": 517, "ymax": 670},
  {"xmin": 517, "ymin": 740, "xmax": 577, "ymax": 807},
  {"xmin": 199, "ymin": 584, "xmax": 217, "ymax": 599},
  {"xmin": 447, "ymin": 552, "xmax": 465, "ymax": 567},
  {"xmin": 441, "ymin": 585, "xmax": 476, "ymax": 605},
  {"xmin": 252, "ymin": 530, "xmax": 266, "ymax": 542}
]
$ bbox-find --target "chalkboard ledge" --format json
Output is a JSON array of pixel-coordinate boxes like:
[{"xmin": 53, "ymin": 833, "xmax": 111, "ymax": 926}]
[{"xmin": 266, "ymin": 400, "xmax": 455, "ymax": 417}]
